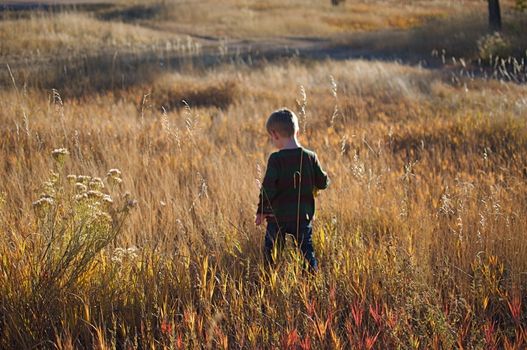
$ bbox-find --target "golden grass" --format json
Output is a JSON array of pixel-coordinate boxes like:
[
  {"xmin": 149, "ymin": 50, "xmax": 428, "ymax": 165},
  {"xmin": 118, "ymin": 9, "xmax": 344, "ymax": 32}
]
[
  {"xmin": 0, "ymin": 12, "xmax": 182, "ymax": 60},
  {"xmin": 0, "ymin": 0, "xmax": 467, "ymax": 61},
  {"xmin": 1, "ymin": 0, "xmax": 527, "ymax": 347},
  {"xmin": 1, "ymin": 55, "xmax": 526, "ymax": 348},
  {"xmin": 151, "ymin": 0, "xmax": 453, "ymax": 38},
  {"xmin": 332, "ymin": 12, "xmax": 527, "ymax": 64}
]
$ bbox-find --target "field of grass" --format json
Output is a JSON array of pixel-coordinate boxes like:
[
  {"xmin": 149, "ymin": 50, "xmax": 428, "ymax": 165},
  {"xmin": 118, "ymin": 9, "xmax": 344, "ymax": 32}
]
[{"xmin": 1, "ymin": 0, "xmax": 527, "ymax": 349}]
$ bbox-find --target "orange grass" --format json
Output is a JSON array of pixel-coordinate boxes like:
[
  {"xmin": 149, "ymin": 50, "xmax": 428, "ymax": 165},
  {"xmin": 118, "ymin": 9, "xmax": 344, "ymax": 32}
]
[{"xmin": 0, "ymin": 57, "xmax": 526, "ymax": 348}]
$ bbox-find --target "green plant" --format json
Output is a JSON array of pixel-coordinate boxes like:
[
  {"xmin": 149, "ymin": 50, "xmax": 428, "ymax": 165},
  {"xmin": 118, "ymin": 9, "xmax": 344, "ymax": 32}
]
[
  {"xmin": 34, "ymin": 150, "xmax": 135, "ymax": 292},
  {"xmin": 0, "ymin": 149, "xmax": 135, "ymax": 346},
  {"xmin": 477, "ymin": 32, "xmax": 512, "ymax": 59}
]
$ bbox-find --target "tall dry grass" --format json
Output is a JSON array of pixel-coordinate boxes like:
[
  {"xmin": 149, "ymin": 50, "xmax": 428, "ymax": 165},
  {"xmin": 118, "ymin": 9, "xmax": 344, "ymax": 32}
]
[
  {"xmin": 0, "ymin": 11, "xmax": 182, "ymax": 60},
  {"xmin": 3, "ymin": 0, "xmax": 526, "ymax": 101},
  {"xmin": 0, "ymin": 57, "xmax": 526, "ymax": 348},
  {"xmin": 0, "ymin": 0, "xmax": 460, "ymax": 61},
  {"xmin": 149, "ymin": 0, "xmax": 452, "ymax": 38}
]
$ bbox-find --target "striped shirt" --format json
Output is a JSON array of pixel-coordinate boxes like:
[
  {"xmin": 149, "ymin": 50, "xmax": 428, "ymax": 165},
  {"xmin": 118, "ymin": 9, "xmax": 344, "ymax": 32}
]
[{"xmin": 257, "ymin": 147, "xmax": 329, "ymax": 223}]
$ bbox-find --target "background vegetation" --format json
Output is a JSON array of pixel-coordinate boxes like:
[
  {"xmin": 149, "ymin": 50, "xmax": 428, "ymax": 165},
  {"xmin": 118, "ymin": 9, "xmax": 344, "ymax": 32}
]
[{"xmin": 0, "ymin": 0, "xmax": 526, "ymax": 348}]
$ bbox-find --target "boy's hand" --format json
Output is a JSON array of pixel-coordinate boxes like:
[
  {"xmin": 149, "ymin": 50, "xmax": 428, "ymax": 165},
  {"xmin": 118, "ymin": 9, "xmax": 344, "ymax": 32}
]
[
  {"xmin": 255, "ymin": 214, "xmax": 265, "ymax": 226},
  {"xmin": 255, "ymin": 213, "xmax": 272, "ymax": 226}
]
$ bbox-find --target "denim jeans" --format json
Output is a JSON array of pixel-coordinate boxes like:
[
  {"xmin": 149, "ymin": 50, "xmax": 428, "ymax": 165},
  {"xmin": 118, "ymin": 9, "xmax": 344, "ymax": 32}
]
[{"xmin": 264, "ymin": 219, "xmax": 318, "ymax": 272}]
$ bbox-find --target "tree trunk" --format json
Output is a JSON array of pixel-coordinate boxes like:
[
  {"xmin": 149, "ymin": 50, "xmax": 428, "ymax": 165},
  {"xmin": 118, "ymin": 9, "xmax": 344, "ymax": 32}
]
[{"xmin": 488, "ymin": 0, "xmax": 502, "ymax": 32}]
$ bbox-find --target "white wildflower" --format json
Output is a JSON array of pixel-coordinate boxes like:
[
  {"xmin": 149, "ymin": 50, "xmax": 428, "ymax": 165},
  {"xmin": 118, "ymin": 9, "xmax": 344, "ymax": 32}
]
[
  {"xmin": 107, "ymin": 176, "xmax": 122, "ymax": 186},
  {"xmin": 112, "ymin": 246, "xmax": 139, "ymax": 264},
  {"xmin": 51, "ymin": 148, "xmax": 69, "ymax": 162},
  {"xmin": 126, "ymin": 246, "xmax": 139, "ymax": 259},
  {"xmin": 67, "ymin": 174, "xmax": 77, "ymax": 184},
  {"xmin": 75, "ymin": 183, "xmax": 88, "ymax": 193},
  {"xmin": 89, "ymin": 177, "xmax": 105, "ymax": 190},
  {"xmin": 107, "ymin": 169, "xmax": 122, "ymax": 177},
  {"xmin": 111, "ymin": 253, "xmax": 123, "ymax": 264},
  {"xmin": 107, "ymin": 169, "xmax": 123, "ymax": 186},
  {"xmin": 87, "ymin": 204, "xmax": 101, "ymax": 212},
  {"xmin": 102, "ymin": 194, "xmax": 113, "ymax": 205},
  {"xmin": 77, "ymin": 175, "xmax": 92, "ymax": 184},
  {"xmin": 33, "ymin": 197, "xmax": 54, "ymax": 208},
  {"xmin": 52, "ymin": 148, "xmax": 69, "ymax": 156},
  {"xmin": 87, "ymin": 190, "xmax": 104, "ymax": 199},
  {"xmin": 33, "ymin": 196, "xmax": 54, "ymax": 217},
  {"xmin": 74, "ymin": 193, "xmax": 88, "ymax": 201}
]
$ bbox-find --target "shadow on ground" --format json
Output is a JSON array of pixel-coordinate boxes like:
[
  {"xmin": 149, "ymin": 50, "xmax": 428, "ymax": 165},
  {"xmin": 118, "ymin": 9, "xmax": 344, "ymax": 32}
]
[
  {"xmin": 0, "ymin": 1, "xmax": 163, "ymax": 22},
  {"xmin": 0, "ymin": 1, "xmax": 113, "ymax": 17},
  {"xmin": 96, "ymin": 4, "xmax": 163, "ymax": 22}
]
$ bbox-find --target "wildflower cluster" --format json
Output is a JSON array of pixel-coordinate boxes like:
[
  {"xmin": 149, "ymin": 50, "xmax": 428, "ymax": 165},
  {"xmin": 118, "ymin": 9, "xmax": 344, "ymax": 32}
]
[
  {"xmin": 51, "ymin": 148, "xmax": 69, "ymax": 163},
  {"xmin": 31, "ymin": 149, "xmax": 135, "ymax": 291},
  {"xmin": 107, "ymin": 168, "xmax": 123, "ymax": 186},
  {"xmin": 111, "ymin": 246, "xmax": 139, "ymax": 264},
  {"xmin": 32, "ymin": 170, "xmax": 60, "ymax": 218}
]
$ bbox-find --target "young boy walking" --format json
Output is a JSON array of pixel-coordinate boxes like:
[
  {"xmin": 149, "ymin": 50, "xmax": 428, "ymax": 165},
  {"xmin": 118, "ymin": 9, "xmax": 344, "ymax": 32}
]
[{"xmin": 255, "ymin": 108, "xmax": 330, "ymax": 273}]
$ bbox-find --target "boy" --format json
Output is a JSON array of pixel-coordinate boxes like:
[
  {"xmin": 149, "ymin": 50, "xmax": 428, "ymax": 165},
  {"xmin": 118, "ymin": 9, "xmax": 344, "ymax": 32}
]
[{"xmin": 255, "ymin": 108, "xmax": 330, "ymax": 273}]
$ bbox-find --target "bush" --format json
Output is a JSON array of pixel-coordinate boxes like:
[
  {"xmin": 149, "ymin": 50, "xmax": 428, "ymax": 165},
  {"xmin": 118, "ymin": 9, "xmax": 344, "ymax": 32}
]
[
  {"xmin": 477, "ymin": 32, "xmax": 512, "ymax": 59},
  {"xmin": 0, "ymin": 148, "xmax": 135, "ymax": 347}
]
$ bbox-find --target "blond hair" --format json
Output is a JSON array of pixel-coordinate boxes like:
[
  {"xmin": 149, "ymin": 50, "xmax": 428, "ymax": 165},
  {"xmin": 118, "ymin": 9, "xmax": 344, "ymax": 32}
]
[{"xmin": 266, "ymin": 108, "xmax": 299, "ymax": 137}]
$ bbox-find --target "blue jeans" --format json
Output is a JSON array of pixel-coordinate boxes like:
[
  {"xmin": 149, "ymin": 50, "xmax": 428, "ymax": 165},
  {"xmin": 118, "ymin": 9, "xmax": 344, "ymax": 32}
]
[{"xmin": 264, "ymin": 219, "xmax": 318, "ymax": 272}]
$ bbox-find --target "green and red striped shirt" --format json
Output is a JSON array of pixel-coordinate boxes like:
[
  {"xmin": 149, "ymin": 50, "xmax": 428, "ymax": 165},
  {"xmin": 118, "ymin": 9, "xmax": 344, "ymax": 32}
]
[{"xmin": 257, "ymin": 147, "xmax": 329, "ymax": 223}]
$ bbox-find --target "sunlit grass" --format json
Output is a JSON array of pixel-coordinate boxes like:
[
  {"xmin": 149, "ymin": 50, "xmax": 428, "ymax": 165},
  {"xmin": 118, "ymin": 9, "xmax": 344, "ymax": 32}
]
[
  {"xmin": 0, "ymin": 54, "xmax": 526, "ymax": 348},
  {"xmin": 0, "ymin": 12, "xmax": 181, "ymax": 59}
]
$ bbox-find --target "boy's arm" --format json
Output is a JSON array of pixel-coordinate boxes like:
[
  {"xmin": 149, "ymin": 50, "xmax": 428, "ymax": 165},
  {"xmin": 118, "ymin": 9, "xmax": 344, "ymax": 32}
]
[
  {"xmin": 313, "ymin": 154, "xmax": 330, "ymax": 190},
  {"xmin": 256, "ymin": 154, "xmax": 279, "ymax": 216}
]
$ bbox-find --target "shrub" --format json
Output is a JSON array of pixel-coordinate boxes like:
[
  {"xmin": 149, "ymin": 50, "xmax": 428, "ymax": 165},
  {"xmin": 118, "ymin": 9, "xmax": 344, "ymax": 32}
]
[
  {"xmin": 0, "ymin": 149, "xmax": 135, "ymax": 347},
  {"xmin": 477, "ymin": 32, "xmax": 512, "ymax": 59}
]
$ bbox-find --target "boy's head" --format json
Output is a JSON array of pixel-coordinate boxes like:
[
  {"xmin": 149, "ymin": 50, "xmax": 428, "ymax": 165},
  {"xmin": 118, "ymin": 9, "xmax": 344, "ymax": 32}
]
[{"xmin": 266, "ymin": 108, "xmax": 299, "ymax": 138}]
